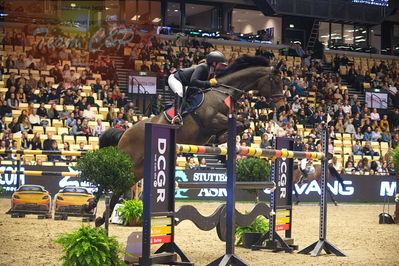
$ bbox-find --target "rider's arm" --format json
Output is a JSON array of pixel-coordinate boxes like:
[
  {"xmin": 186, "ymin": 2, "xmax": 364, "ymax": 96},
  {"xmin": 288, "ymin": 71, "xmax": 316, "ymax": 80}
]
[{"xmin": 189, "ymin": 64, "xmax": 212, "ymax": 88}]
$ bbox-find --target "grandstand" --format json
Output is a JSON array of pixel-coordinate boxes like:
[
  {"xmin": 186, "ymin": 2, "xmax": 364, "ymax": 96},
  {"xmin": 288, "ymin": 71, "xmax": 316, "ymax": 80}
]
[{"xmin": 0, "ymin": 0, "xmax": 398, "ymax": 177}]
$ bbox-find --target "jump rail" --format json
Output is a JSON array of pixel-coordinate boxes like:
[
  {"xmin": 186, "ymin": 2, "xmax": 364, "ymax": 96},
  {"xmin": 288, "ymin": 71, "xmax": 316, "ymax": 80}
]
[
  {"xmin": 0, "ymin": 149, "xmax": 87, "ymax": 156},
  {"xmin": 176, "ymin": 144, "xmax": 325, "ymax": 159},
  {"xmin": 0, "ymin": 170, "xmax": 79, "ymax": 177}
]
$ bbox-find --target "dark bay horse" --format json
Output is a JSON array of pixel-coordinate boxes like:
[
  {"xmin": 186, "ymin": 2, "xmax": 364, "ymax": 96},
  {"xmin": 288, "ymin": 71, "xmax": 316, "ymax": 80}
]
[
  {"xmin": 293, "ymin": 163, "xmax": 346, "ymax": 205},
  {"xmin": 95, "ymin": 55, "xmax": 285, "ymax": 226}
]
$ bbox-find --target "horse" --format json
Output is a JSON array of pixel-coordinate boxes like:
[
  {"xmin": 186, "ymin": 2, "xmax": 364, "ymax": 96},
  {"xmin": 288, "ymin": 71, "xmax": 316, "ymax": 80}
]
[
  {"xmin": 95, "ymin": 55, "xmax": 285, "ymax": 226},
  {"xmin": 292, "ymin": 163, "xmax": 346, "ymax": 205}
]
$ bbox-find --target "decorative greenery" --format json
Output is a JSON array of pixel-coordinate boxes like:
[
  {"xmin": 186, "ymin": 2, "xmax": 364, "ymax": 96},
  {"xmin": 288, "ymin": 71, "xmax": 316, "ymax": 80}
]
[
  {"xmin": 117, "ymin": 200, "xmax": 143, "ymax": 226},
  {"xmin": 234, "ymin": 215, "xmax": 269, "ymax": 246},
  {"xmin": 76, "ymin": 147, "xmax": 135, "ymax": 195},
  {"xmin": 390, "ymin": 146, "xmax": 399, "ymax": 173},
  {"xmin": 236, "ymin": 157, "xmax": 271, "ymax": 182},
  {"xmin": 55, "ymin": 225, "xmax": 126, "ymax": 266},
  {"xmin": 236, "ymin": 157, "xmax": 271, "ymax": 195}
]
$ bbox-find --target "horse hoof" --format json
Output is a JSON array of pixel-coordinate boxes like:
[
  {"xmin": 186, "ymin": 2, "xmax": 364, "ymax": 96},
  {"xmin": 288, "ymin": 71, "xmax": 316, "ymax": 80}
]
[
  {"xmin": 95, "ymin": 217, "xmax": 105, "ymax": 227},
  {"xmin": 333, "ymin": 201, "xmax": 338, "ymax": 206}
]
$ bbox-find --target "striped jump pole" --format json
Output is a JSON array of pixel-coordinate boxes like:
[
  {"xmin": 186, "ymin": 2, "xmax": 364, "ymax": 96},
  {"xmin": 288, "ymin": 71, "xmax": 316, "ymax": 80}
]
[
  {"xmin": 176, "ymin": 144, "xmax": 325, "ymax": 160},
  {"xmin": 0, "ymin": 149, "xmax": 87, "ymax": 156},
  {"xmin": 0, "ymin": 170, "xmax": 79, "ymax": 177}
]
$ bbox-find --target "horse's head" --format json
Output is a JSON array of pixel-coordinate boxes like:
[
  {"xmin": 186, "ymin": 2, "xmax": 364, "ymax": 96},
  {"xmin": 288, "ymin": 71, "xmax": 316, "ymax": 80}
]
[
  {"xmin": 255, "ymin": 62, "xmax": 285, "ymax": 110},
  {"xmin": 217, "ymin": 56, "xmax": 285, "ymax": 109}
]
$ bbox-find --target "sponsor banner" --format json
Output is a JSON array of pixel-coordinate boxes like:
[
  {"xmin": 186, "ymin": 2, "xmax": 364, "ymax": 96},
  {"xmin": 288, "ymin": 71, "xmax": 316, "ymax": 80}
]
[
  {"xmin": 176, "ymin": 169, "xmax": 396, "ymax": 203},
  {"xmin": 1, "ymin": 166, "xmax": 396, "ymax": 203},
  {"xmin": 128, "ymin": 76, "xmax": 157, "ymax": 94},
  {"xmin": 150, "ymin": 235, "xmax": 172, "ymax": 245},
  {"xmin": 274, "ymin": 138, "xmax": 294, "ymax": 208},
  {"xmin": 149, "ymin": 125, "xmax": 175, "ymax": 214},
  {"xmin": 276, "ymin": 217, "xmax": 290, "ymax": 225}
]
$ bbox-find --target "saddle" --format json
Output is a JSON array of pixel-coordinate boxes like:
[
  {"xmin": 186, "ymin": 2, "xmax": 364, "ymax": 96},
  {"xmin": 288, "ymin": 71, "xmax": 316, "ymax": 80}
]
[{"xmin": 163, "ymin": 92, "xmax": 205, "ymax": 123}]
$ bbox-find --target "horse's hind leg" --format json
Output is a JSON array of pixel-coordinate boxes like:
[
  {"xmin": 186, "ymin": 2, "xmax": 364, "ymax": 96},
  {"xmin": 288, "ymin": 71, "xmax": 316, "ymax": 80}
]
[
  {"xmin": 293, "ymin": 184, "xmax": 301, "ymax": 205},
  {"xmin": 327, "ymin": 186, "xmax": 338, "ymax": 206}
]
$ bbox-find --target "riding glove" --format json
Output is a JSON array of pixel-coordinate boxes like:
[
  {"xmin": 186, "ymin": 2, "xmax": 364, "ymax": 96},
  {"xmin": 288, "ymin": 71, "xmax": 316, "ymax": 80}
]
[{"xmin": 209, "ymin": 78, "xmax": 218, "ymax": 87}]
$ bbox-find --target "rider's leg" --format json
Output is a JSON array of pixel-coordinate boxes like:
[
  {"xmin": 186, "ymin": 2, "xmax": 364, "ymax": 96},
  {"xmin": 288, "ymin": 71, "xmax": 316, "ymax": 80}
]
[{"xmin": 168, "ymin": 74, "xmax": 184, "ymax": 124}]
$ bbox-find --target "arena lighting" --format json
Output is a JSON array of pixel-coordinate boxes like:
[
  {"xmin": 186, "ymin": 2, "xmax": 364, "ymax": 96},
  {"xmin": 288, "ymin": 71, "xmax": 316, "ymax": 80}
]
[
  {"xmin": 374, "ymin": 89, "xmax": 381, "ymax": 92},
  {"xmin": 152, "ymin": 18, "xmax": 161, "ymax": 23},
  {"xmin": 289, "ymin": 24, "xmax": 294, "ymax": 28},
  {"xmin": 174, "ymin": 9, "xmax": 179, "ymax": 12},
  {"xmin": 70, "ymin": 3, "xmax": 76, "ymax": 7}
]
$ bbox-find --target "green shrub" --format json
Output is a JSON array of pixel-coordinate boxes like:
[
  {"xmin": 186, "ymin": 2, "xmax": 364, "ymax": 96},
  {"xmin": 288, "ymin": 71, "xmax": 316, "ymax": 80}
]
[
  {"xmin": 391, "ymin": 146, "xmax": 399, "ymax": 173},
  {"xmin": 55, "ymin": 225, "xmax": 126, "ymax": 266},
  {"xmin": 236, "ymin": 157, "xmax": 271, "ymax": 182},
  {"xmin": 76, "ymin": 147, "xmax": 135, "ymax": 195},
  {"xmin": 234, "ymin": 216, "xmax": 269, "ymax": 246},
  {"xmin": 117, "ymin": 200, "xmax": 143, "ymax": 226}
]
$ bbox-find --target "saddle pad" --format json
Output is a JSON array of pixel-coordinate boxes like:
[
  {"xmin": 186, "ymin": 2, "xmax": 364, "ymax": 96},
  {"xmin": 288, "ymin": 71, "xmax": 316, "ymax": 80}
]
[{"xmin": 163, "ymin": 92, "xmax": 205, "ymax": 122}]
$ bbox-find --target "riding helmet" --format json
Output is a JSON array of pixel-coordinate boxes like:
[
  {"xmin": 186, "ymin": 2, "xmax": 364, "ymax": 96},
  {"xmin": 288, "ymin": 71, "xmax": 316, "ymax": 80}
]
[{"xmin": 206, "ymin": 51, "xmax": 226, "ymax": 65}]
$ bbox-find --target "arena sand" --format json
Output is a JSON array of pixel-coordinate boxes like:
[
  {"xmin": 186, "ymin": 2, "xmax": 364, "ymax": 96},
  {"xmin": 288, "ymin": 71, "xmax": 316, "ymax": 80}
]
[{"xmin": 0, "ymin": 199, "xmax": 398, "ymax": 266}]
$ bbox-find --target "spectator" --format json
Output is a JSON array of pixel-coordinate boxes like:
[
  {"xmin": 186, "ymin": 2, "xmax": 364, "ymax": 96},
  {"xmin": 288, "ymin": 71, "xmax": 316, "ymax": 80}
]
[
  {"xmin": 7, "ymin": 93, "xmax": 19, "ymax": 110},
  {"xmin": 381, "ymin": 128, "xmax": 391, "ymax": 142},
  {"xmin": 362, "ymin": 141, "xmax": 379, "ymax": 157},
  {"xmin": 371, "ymin": 128, "xmax": 381, "ymax": 142},
  {"xmin": 8, "ymin": 117, "xmax": 21, "ymax": 133},
  {"xmin": 363, "ymin": 127, "xmax": 373, "ymax": 141},
  {"xmin": 370, "ymin": 108, "xmax": 380, "ymax": 122},
  {"xmin": 260, "ymin": 134, "xmax": 272, "ymax": 149},
  {"xmin": 71, "ymin": 119, "xmax": 85, "ymax": 136},
  {"xmin": 196, "ymin": 158, "xmax": 209, "ymax": 170},
  {"xmin": 78, "ymin": 142, "xmax": 87, "ymax": 152},
  {"xmin": 92, "ymin": 119, "xmax": 105, "ymax": 137},
  {"xmin": 185, "ymin": 157, "xmax": 197, "ymax": 170},
  {"xmin": 61, "ymin": 142, "xmax": 75, "ymax": 162},
  {"xmin": 81, "ymin": 119, "xmax": 92, "ymax": 136},
  {"xmin": 354, "ymin": 127, "xmax": 364, "ymax": 141},
  {"xmin": 43, "ymin": 133, "xmax": 55, "ymax": 150},
  {"xmin": 28, "ymin": 108, "xmax": 41, "ymax": 126},
  {"xmin": 30, "ymin": 132, "xmax": 42, "ymax": 150},
  {"xmin": 353, "ymin": 140, "xmax": 363, "ymax": 155},
  {"xmin": 83, "ymin": 104, "xmax": 95, "ymax": 121},
  {"xmin": 20, "ymin": 116, "xmax": 32, "ymax": 133},
  {"xmin": 37, "ymin": 102, "xmax": 48, "ymax": 118},
  {"xmin": 48, "ymin": 141, "xmax": 61, "ymax": 162}
]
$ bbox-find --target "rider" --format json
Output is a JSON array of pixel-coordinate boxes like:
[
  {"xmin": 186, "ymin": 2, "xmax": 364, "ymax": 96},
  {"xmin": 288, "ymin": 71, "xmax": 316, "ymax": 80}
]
[
  {"xmin": 300, "ymin": 158, "xmax": 315, "ymax": 183},
  {"xmin": 167, "ymin": 51, "xmax": 227, "ymax": 125}
]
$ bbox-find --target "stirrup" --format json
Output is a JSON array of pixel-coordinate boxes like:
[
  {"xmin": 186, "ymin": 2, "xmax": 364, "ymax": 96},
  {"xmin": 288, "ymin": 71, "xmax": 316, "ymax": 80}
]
[{"xmin": 171, "ymin": 114, "xmax": 183, "ymax": 125}]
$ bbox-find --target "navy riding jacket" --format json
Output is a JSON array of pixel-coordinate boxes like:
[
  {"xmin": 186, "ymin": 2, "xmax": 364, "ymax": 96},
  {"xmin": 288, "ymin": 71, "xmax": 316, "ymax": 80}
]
[{"xmin": 173, "ymin": 63, "xmax": 212, "ymax": 89}]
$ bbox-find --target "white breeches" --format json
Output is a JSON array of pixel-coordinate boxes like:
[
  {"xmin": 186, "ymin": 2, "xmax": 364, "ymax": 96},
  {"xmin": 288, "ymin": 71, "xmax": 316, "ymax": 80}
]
[{"xmin": 168, "ymin": 74, "xmax": 184, "ymax": 98}]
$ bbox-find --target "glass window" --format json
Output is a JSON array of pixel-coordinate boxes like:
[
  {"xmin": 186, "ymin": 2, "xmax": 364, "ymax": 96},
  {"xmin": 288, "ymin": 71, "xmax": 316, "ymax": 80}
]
[
  {"xmin": 125, "ymin": 1, "xmax": 161, "ymax": 25},
  {"xmin": 354, "ymin": 26, "xmax": 368, "ymax": 47},
  {"xmin": 185, "ymin": 4, "xmax": 218, "ymax": 30},
  {"xmin": 318, "ymin": 22, "xmax": 330, "ymax": 47},
  {"xmin": 330, "ymin": 23, "xmax": 342, "ymax": 45},
  {"xmin": 343, "ymin": 24, "xmax": 354, "ymax": 45},
  {"xmin": 165, "ymin": 2, "xmax": 181, "ymax": 28}
]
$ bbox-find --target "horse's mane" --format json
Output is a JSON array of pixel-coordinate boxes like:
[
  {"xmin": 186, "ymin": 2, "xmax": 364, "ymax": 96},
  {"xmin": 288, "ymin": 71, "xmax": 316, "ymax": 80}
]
[{"xmin": 217, "ymin": 55, "xmax": 270, "ymax": 78}]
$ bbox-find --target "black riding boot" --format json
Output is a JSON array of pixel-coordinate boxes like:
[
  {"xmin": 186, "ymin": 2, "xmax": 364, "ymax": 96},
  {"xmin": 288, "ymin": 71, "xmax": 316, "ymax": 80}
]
[{"xmin": 172, "ymin": 94, "xmax": 183, "ymax": 125}]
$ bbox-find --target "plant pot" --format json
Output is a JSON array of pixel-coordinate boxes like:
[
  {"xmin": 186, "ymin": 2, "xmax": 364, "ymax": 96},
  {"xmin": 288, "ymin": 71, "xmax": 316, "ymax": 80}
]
[
  {"xmin": 128, "ymin": 217, "xmax": 141, "ymax": 227},
  {"xmin": 242, "ymin": 232, "xmax": 262, "ymax": 249}
]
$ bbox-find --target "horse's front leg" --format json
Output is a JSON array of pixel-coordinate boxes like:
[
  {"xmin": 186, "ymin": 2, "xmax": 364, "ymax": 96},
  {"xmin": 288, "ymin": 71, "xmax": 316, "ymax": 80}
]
[{"xmin": 209, "ymin": 113, "xmax": 250, "ymax": 144}]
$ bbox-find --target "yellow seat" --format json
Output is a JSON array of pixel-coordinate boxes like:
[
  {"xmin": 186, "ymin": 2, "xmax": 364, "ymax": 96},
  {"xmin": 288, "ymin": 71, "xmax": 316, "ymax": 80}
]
[
  {"xmin": 33, "ymin": 126, "xmax": 45, "ymax": 134},
  {"xmin": 45, "ymin": 127, "xmax": 57, "ymax": 135},
  {"xmin": 63, "ymin": 135, "xmax": 75, "ymax": 144},
  {"xmin": 76, "ymin": 136, "xmax": 88, "ymax": 145}
]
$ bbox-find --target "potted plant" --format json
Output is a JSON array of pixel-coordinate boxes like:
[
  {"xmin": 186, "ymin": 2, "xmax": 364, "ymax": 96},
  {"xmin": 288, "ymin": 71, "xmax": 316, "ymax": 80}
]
[
  {"xmin": 55, "ymin": 225, "xmax": 126, "ymax": 266},
  {"xmin": 235, "ymin": 215, "xmax": 269, "ymax": 248},
  {"xmin": 76, "ymin": 146, "xmax": 135, "ymax": 227},
  {"xmin": 236, "ymin": 157, "xmax": 271, "ymax": 201},
  {"xmin": 117, "ymin": 200, "xmax": 143, "ymax": 226}
]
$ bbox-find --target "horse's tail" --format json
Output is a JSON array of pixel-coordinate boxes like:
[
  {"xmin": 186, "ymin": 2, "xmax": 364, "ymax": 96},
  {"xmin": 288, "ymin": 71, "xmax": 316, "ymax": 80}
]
[{"xmin": 99, "ymin": 128, "xmax": 125, "ymax": 148}]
